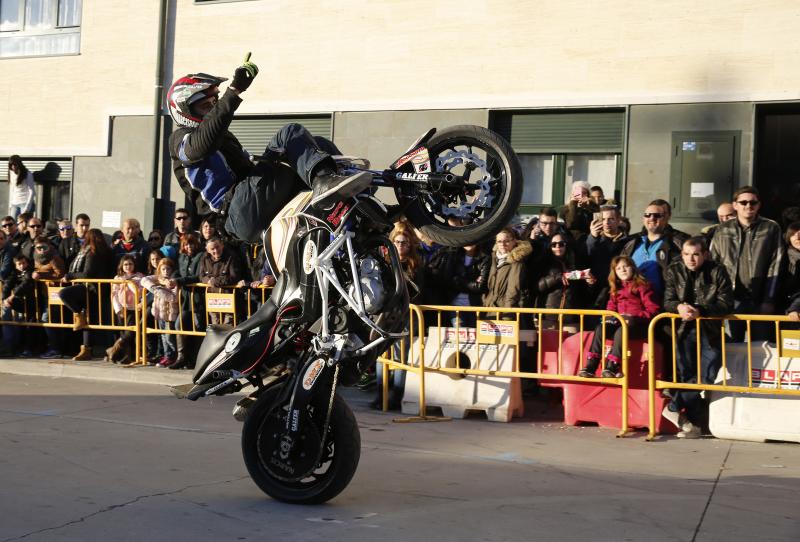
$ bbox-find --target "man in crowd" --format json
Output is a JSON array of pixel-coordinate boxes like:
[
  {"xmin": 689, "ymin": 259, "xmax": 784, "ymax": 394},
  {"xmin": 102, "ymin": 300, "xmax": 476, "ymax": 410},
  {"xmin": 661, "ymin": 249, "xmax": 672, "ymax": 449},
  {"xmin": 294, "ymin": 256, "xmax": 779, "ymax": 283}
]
[
  {"xmin": 621, "ymin": 201, "xmax": 683, "ymax": 297},
  {"xmin": 164, "ymin": 208, "xmax": 197, "ymax": 250},
  {"xmin": 19, "ymin": 216, "xmax": 46, "ymax": 261},
  {"xmin": 0, "ymin": 216, "xmax": 23, "ymax": 253},
  {"xmin": 649, "ymin": 198, "xmax": 689, "ymax": 245},
  {"xmin": 662, "ymin": 236, "xmax": 733, "ymax": 438},
  {"xmin": 74, "ymin": 213, "xmax": 90, "ymax": 243},
  {"xmin": 57, "ymin": 219, "xmax": 81, "ymax": 268},
  {"xmin": 711, "ymin": 186, "xmax": 783, "ymax": 340},
  {"xmin": 585, "ymin": 204, "xmax": 630, "ymax": 307},
  {"xmin": 199, "ymin": 237, "xmax": 245, "ymax": 325},
  {"xmin": 590, "ymin": 186, "xmax": 606, "ymax": 207},
  {"xmin": 530, "ymin": 207, "xmax": 566, "ymax": 252},
  {"xmin": 112, "ymin": 218, "xmax": 149, "ymax": 273},
  {"xmin": 0, "ymin": 229, "xmax": 16, "ymax": 281},
  {"xmin": 701, "ymin": 202, "xmax": 736, "ymax": 242}
]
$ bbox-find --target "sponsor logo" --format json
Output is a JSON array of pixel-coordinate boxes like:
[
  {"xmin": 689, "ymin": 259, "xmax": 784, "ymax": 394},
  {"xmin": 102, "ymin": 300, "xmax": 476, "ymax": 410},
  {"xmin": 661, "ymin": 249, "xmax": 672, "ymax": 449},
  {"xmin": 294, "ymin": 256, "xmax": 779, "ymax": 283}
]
[
  {"xmin": 270, "ymin": 456, "xmax": 294, "ymax": 474},
  {"xmin": 395, "ymin": 172, "xmax": 429, "ymax": 182},
  {"xmin": 302, "ymin": 240, "xmax": 317, "ymax": 275},
  {"xmin": 248, "ymin": 327, "xmax": 260, "ymax": 337},
  {"xmin": 750, "ymin": 368, "xmax": 800, "ymax": 389},
  {"xmin": 291, "ymin": 409, "xmax": 300, "ymax": 432},
  {"xmin": 302, "ymin": 358, "xmax": 325, "ymax": 390},
  {"xmin": 327, "ymin": 202, "xmax": 350, "ymax": 227},
  {"xmin": 479, "ymin": 321, "xmax": 516, "ymax": 337},
  {"xmin": 392, "ymin": 146, "xmax": 428, "ymax": 169},
  {"xmin": 414, "ymin": 161, "xmax": 431, "ymax": 173}
]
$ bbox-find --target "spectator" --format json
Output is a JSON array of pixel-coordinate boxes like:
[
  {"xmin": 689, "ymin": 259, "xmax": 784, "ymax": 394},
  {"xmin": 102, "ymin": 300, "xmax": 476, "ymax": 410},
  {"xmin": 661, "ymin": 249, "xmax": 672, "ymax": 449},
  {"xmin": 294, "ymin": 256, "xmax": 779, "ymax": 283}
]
[
  {"xmin": 106, "ymin": 255, "xmax": 143, "ymax": 364},
  {"xmin": 146, "ymin": 247, "xmax": 164, "ymax": 275},
  {"xmin": 585, "ymin": 204, "xmax": 630, "ymax": 308},
  {"xmin": 1, "ymin": 215, "xmax": 24, "ymax": 252},
  {"xmin": 701, "ymin": 202, "xmax": 736, "ymax": 242},
  {"xmin": 781, "ymin": 222, "xmax": 800, "ymax": 312},
  {"xmin": 200, "ymin": 216, "xmax": 218, "ymax": 244},
  {"xmin": 7, "ymin": 155, "xmax": 36, "ymax": 218},
  {"xmin": 1, "ymin": 254, "xmax": 35, "ymax": 356},
  {"xmin": 19, "ymin": 216, "xmax": 45, "ymax": 261},
  {"xmin": 57, "ymin": 219, "xmax": 81, "ymax": 268},
  {"xmin": 525, "ymin": 206, "xmax": 568, "ymax": 253},
  {"xmin": 31, "ymin": 236, "xmax": 65, "ymax": 282},
  {"xmin": 426, "ymin": 239, "xmax": 490, "ymax": 328},
  {"xmin": 164, "ymin": 208, "xmax": 197, "ymax": 250},
  {"xmin": 559, "ymin": 180, "xmax": 599, "ymax": 240},
  {"xmin": 590, "ymin": 186, "xmax": 607, "ymax": 207},
  {"xmin": 74, "ymin": 213, "xmax": 91, "ymax": 244},
  {"xmin": 484, "ymin": 227, "xmax": 532, "ymax": 318},
  {"xmin": 578, "ymin": 255, "xmax": 660, "ymax": 378},
  {"xmin": 199, "ymin": 237, "xmax": 245, "ymax": 325},
  {"xmin": 649, "ymin": 198, "xmax": 690, "ymax": 244},
  {"xmin": 0, "ymin": 229, "xmax": 17, "ymax": 282},
  {"xmin": 147, "ymin": 230, "xmax": 164, "ymax": 250},
  {"xmin": 711, "ymin": 186, "xmax": 783, "ymax": 341},
  {"xmin": 621, "ymin": 202, "xmax": 683, "ymax": 297},
  {"xmin": 111, "ymin": 218, "xmax": 149, "ymax": 273},
  {"xmin": 173, "ymin": 233, "xmax": 205, "ymax": 367},
  {"xmin": 16, "ymin": 212, "xmax": 31, "ymax": 239},
  {"xmin": 142, "ymin": 258, "xmax": 180, "ymax": 368},
  {"xmin": 536, "ymin": 232, "xmax": 594, "ymax": 328},
  {"xmin": 781, "ymin": 206, "xmax": 800, "ymax": 230},
  {"xmin": 58, "ymin": 229, "xmax": 114, "ymax": 361},
  {"xmin": 663, "ymin": 236, "xmax": 733, "ymax": 438}
]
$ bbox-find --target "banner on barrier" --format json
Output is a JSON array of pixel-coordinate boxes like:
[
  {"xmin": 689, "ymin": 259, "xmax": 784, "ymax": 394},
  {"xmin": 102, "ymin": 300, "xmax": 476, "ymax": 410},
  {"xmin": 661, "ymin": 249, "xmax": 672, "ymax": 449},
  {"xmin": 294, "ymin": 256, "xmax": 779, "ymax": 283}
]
[
  {"xmin": 206, "ymin": 293, "xmax": 236, "ymax": 313},
  {"xmin": 48, "ymin": 286, "xmax": 64, "ymax": 306},
  {"xmin": 477, "ymin": 320, "xmax": 519, "ymax": 345}
]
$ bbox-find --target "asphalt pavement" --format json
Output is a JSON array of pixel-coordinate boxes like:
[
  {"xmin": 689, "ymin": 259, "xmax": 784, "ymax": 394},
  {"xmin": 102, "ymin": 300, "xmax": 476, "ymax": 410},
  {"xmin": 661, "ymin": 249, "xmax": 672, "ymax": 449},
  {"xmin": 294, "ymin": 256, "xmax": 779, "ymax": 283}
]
[{"xmin": 0, "ymin": 359, "xmax": 798, "ymax": 542}]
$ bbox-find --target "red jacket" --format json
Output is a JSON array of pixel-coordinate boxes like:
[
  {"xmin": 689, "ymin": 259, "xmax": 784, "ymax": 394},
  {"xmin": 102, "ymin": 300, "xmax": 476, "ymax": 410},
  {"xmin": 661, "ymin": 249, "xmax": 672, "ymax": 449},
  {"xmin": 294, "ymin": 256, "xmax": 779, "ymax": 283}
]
[{"xmin": 607, "ymin": 280, "xmax": 661, "ymax": 319}]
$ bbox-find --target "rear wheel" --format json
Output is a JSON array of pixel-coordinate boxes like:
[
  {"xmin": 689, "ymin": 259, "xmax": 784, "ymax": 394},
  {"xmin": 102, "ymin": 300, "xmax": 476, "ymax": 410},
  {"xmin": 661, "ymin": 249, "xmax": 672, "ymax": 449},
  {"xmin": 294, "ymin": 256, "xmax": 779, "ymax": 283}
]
[
  {"xmin": 398, "ymin": 125, "xmax": 523, "ymax": 247},
  {"xmin": 241, "ymin": 386, "xmax": 360, "ymax": 504}
]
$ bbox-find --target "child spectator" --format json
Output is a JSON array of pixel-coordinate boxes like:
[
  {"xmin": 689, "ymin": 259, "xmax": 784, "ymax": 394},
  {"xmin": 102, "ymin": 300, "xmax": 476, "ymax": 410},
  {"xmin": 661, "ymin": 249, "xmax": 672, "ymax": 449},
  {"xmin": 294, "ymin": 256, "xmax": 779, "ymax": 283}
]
[
  {"xmin": 107, "ymin": 255, "xmax": 143, "ymax": 364},
  {"xmin": 578, "ymin": 255, "xmax": 660, "ymax": 378},
  {"xmin": 2, "ymin": 254, "xmax": 35, "ymax": 355},
  {"xmin": 141, "ymin": 258, "xmax": 180, "ymax": 367},
  {"xmin": 147, "ymin": 248, "xmax": 163, "ymax": 275}
]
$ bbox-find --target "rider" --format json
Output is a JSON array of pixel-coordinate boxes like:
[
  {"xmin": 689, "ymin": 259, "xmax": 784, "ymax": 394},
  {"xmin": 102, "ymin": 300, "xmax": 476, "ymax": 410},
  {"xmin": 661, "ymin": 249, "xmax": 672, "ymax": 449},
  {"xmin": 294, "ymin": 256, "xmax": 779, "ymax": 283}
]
[{"xmin": 166, "ymin": 55, "xmax": 371, "ymax": 229}]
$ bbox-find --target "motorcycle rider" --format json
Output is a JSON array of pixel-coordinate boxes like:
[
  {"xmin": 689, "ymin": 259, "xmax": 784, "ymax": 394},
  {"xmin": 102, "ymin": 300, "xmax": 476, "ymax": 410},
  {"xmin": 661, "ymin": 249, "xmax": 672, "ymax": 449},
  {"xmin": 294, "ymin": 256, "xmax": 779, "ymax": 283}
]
[{"xmin": 167, "ymin": 55, "xmax": 371, "ymax": 230}]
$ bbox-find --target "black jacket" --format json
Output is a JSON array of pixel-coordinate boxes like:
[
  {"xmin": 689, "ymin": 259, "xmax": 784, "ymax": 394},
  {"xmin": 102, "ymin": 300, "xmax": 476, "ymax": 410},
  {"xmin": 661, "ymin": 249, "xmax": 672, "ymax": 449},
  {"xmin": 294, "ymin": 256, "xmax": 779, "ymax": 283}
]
[
  {"xmin": 58, "ymin": 236, "xmax": 81, "ymax": 268},
  {"xmin": 663, "ymin": 259, "xmax": 734, "ymax": 340},
  {"xmin": 168, "ymin": 89, "xmax": 254, "ymax": 215},
  {"xmin": 0, "ymin": 244, "xmax": 17, "ymax": 281},
  {"xmin": 426, "ymin": 246, "xmax": 490, "ymax": 307}
]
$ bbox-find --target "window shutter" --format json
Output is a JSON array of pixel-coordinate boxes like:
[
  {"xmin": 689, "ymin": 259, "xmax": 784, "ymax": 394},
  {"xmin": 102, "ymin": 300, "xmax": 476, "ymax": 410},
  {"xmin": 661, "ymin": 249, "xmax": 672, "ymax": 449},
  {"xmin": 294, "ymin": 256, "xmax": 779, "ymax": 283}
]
[
  {"xmin": 493, "ymin": 111, "xmax": 625, "ymax": 153},
  {"xmin": 0, "ymin": 158, "xmax": 73, "ymax": 182},
  {"xmin": 229, "ymin": 116, "xmax": 332, "ymax": 156}
]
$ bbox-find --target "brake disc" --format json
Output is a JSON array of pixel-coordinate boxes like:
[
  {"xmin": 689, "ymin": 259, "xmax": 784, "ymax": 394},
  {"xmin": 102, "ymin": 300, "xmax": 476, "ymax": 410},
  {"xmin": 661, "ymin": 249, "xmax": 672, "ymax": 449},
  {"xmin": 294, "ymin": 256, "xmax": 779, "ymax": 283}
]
[{"xmin": 433, "ymin": 149, "xmax": 495, "ymax": 218}]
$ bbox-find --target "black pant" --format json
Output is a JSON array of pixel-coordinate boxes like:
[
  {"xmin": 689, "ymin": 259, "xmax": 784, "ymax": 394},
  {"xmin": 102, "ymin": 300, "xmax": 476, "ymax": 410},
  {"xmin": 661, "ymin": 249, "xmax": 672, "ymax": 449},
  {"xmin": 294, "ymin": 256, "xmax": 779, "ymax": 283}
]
[{"xmin": 585, "ymin": 318, "xmax": 647, "ymax": 370}]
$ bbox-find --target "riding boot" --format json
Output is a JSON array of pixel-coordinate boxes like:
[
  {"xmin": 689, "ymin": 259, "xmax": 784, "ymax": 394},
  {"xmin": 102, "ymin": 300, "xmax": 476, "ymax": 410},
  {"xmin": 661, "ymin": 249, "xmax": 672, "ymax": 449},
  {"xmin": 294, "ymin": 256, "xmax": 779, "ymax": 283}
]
[
  {"xmin": 72, "ymin": 345, "xmax": 92, "ymax": 361},
  {"xmin": 104, "ymin": 339, "xmax": 124, "ymax": 362},
  {"xmin": 72, "ymin": 311, "xmax": 89, "ymax": 332},
  {"xmin": 168, "ymin": 335, "xmax": 188, "ymax": 370},
  {"xmin": 310, "ymin": 169, "xmax": 372, "ymax": 209}
]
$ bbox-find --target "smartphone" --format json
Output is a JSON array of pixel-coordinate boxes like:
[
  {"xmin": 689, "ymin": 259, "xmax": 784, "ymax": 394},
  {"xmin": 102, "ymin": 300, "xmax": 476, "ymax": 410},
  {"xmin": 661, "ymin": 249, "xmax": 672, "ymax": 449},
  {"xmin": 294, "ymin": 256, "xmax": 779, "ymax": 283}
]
[{"xmin": 593, "ymin": 212, "xmax": 602, "ymax": 221}]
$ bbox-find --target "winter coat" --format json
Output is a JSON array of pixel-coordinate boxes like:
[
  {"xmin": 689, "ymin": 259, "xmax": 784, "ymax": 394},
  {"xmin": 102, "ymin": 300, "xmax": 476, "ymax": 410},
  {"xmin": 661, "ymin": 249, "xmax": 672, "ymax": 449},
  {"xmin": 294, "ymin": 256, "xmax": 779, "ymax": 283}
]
[
  {"xmin": 426, "ymin": 246, "xmax": 490, "ymax": 307},
  {"xmin": 483, "ymin": 241, "xmax": 532, "ymax": 311},
  {"xmin": 0, "ymin": 244, "xmax": 17, "ymax": 281},
  {"xmin": 58, "ymin": 236, "xmax": 81, "ymax": 268},
  {"xmin": 559, "ymin": 200, "xmax": 599, "ymax": 240},
  {"xmin": 33, "ymin": 254, "xmax": 65, "ymax": 281},
  {"xmin": 199, "ymin": 248, "xmax": 244, "ymax": 293},
  {"xmin": 141, "ymin": 275, "xmax": 179, "ymax": 322},
  {"xmin": 663, "ymin": 259, "xmax": 733, "ymax": 340},
  {"xmin": 607, "ymin": 280, "xmax": 661, "ymax": 319},
  {"xmin": 112, "ymin": 237, "xmax": 150, "ymax": 274},
  {"xmin": 536, "ymin": 254, "xmax": 587, "ymax": 312},
  {"xmin": 66, "ymin": 247, "xmax": 113, "ymax": 294},
  {"xmin": 780, "ymin": 247, "xmax": 800, "ymax": 311},
  {"xmin": 710, "ymin": 216, "xmax": 784, "ymax": 305},
  {"xmin": 111, "ymin": 273, "xmax": 143, "ymax": 315},
  {"xmin": 620, "ymin": 231, "xmax": 683, "ymax": 294}
]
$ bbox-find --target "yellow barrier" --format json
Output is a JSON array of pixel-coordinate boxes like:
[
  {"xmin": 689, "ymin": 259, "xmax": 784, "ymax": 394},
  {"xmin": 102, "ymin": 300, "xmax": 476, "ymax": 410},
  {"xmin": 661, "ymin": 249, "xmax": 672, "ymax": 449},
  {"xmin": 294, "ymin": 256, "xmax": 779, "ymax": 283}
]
[
  {"xmin": 377, "ymin": 304, "xmax": 633, "ymax": 435},
  {"xmin": 0, "ymin": 278, "xmax": 143, "ymax": 363},
  {"xmin": 646, "ymin": 313, "xmax": 800, "ymax": 440}
]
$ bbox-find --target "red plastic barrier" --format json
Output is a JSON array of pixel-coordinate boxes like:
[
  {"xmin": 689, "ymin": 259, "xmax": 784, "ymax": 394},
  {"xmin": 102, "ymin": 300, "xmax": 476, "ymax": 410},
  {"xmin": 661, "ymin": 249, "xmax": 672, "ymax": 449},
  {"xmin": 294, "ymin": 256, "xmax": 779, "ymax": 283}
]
[{"xmin": 538, "ymin": 330, "xmax": 570, "ymax": 388}]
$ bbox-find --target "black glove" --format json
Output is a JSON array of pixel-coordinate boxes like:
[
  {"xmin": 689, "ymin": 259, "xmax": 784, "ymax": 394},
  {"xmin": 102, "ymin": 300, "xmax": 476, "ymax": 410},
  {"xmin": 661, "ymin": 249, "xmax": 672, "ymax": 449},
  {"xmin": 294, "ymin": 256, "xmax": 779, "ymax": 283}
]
[{"xmin": 231, "ymin": 60, "xmax": 259, "ymax": 92}]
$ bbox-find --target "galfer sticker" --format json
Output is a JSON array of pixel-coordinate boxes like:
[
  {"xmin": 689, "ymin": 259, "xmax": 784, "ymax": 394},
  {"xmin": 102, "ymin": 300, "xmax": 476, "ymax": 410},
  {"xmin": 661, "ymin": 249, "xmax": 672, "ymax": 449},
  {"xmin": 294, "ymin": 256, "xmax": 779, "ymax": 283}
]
[
  {"xmin": 392, "ymin": 146, "xmax": 428, "ymax": 169},
  {"xmin": 302, "ymin": 240, "xmax": 317, "ymax": 275},
  {"xmin": 302, "ymin": 358, "xmax": 325, "ymax": 390},
  {"xmin": 414, "ymin": 160, "xmax": 431, "ymax": 173},
  {"xmin": 411, "ymin": 148, "xmax": 431, "ymax": 174}
]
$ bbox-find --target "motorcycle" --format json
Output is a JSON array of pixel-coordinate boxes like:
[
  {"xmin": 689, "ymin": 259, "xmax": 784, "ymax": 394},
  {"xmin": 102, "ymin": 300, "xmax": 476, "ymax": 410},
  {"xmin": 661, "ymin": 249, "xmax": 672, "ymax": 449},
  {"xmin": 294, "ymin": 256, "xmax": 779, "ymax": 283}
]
[{"xmin": 176, "ymin": 125, "xmax": 523, "ymax": 504}]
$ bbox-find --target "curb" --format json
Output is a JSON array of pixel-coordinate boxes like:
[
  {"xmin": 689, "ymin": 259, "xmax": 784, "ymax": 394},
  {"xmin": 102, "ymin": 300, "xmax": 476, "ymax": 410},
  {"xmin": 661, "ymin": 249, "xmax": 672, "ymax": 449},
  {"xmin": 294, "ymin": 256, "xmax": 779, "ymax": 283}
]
[{"xmin": 0, "ymin": 358, "xmax": 193, "ymax": 387}]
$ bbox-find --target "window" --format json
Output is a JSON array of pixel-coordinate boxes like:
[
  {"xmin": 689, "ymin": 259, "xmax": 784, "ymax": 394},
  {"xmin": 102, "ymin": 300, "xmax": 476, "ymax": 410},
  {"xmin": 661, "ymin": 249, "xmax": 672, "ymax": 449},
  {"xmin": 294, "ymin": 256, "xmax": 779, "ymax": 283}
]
[
  {"xmin": 0, "ymin": 0, "xmax": 82, "ymax": 58},
  {"xmin": 0, "ymin": 157, "xmax": 73, "ymax": 221}
]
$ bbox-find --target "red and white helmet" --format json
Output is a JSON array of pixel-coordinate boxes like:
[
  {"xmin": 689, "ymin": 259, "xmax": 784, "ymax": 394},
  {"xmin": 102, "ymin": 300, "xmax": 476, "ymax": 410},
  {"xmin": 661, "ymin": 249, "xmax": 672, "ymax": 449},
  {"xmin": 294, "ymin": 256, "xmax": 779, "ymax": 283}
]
[{"xmin": 166, "ymin": 73, "xmax": 228, "ymax": 128}]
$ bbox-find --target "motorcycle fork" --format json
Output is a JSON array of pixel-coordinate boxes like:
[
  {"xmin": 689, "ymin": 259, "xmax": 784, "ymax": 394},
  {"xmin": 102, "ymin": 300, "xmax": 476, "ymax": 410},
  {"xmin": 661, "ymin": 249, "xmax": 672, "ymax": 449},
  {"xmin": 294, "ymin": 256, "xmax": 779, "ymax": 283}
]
[{"xmin": 283, "ymin": 355, "xmax": 338, "ymax": 443}]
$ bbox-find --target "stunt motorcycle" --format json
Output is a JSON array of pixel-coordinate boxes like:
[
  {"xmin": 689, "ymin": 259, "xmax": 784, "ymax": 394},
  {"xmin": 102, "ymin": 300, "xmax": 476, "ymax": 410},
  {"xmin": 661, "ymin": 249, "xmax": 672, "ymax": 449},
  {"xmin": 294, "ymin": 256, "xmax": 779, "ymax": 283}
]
[{"xmin": 178, "ymin": 125, "xmax": 523, "ymax": 503}]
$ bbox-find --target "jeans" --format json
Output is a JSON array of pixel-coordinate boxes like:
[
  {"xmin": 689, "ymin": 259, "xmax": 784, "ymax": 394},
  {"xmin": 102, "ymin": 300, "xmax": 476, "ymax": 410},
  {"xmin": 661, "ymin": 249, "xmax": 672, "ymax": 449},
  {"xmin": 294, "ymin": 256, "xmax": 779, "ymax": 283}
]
[
  {"xmin": 671, "ymin": 328, "xmax": 721, "ymax": 425},
  {"xmin": 9, "ymin": 203, "xmax": 34, "ymax": 219},
  {"xmin": 264, "ymin": 123, "xmax": 331, "ymax": 187},
  {"xmin": 728, "ymin": 298, "xmax": 772, "ymax": 342},
  {"xmin": 158, "ymin": 320, "xmax": 176, "ymax": 358},
  {"xmin": 585, "ymin": 318, "xmax": 647, "ymax": 370}
]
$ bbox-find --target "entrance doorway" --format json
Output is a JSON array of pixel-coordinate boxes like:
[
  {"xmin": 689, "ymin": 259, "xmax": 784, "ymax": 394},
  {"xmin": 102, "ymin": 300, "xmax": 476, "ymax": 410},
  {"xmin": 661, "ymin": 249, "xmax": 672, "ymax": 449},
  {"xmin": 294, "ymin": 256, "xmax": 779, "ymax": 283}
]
[{"xmin": 754, "ymin": 103, "xmax": 800, "ymax": 223}]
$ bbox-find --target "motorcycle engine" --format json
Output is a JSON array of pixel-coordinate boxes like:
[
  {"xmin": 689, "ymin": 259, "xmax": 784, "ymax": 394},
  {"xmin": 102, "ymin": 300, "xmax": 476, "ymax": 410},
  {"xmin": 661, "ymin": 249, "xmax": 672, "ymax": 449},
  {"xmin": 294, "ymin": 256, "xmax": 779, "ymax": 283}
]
[{"xmin": 349, "ymin": 256, "xmax": 386, "ymax": 315}]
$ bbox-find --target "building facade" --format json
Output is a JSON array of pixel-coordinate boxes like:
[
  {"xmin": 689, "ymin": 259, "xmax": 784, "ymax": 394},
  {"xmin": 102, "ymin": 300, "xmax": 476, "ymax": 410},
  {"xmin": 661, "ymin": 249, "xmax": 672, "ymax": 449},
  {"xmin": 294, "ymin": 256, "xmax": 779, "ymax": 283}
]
[{"xmin": 2, "ymin": 0, "xmax": 799, "ymax": 233}]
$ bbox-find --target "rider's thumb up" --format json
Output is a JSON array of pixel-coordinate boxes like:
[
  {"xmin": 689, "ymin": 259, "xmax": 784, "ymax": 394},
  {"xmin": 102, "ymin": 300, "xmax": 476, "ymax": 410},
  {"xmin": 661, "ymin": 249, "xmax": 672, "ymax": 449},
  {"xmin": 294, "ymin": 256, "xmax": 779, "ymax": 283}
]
[{"xmin": 231, "ymin": 55, "xmax": 258, "ymax": 92}]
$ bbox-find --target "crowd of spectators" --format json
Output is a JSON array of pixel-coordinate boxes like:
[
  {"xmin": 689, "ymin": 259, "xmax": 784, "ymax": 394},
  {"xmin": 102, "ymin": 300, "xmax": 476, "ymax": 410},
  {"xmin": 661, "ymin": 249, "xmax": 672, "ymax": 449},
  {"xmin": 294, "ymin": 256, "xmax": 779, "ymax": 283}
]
[{"xmin": 2, "ymin": 181, "xmax": 798, "ymax": 436}]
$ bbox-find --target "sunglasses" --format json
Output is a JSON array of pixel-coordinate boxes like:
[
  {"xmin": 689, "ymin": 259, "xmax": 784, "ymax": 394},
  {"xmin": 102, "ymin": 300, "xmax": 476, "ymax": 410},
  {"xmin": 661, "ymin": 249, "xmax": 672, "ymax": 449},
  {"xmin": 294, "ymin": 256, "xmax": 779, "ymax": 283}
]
[
  {"xmin": 28, "ymin": 224, "xmax": 43, "ymax": 229},
  {"xmin": 551, "ymin": 241, "xmax": 567, "ymax": 248},
  {"xmin": 175, "ymin": 216, "xmax": 189, "ymax": 221},
  {"xmin": 35, "ymin": 245, "xmax": 48, "ymax": 250},
  {"xmin": 1, "ymin": 223, "xmax": 13, "ymax": 228},
  {"xmin": 59, "ymin": 226, "xmax": 73, "ymax": 231},
  {"xmin": 643, "ymin": 213, "xmax": 664, "ymax": 219},
  {"xmin": 539, "ymin": 221, "xmax": 557, "ymax": 226},
  {"xmin": 736, "ymin": 199, "xmax": 760, "ymax": 207}
]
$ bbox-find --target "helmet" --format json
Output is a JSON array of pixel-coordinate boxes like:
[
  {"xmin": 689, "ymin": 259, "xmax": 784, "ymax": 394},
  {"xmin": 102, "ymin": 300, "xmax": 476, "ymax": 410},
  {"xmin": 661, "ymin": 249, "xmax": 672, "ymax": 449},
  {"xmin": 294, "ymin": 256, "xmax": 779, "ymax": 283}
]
[{"xmin": 166, "ymin": 73, "xmax": 228, "ymax": 128}]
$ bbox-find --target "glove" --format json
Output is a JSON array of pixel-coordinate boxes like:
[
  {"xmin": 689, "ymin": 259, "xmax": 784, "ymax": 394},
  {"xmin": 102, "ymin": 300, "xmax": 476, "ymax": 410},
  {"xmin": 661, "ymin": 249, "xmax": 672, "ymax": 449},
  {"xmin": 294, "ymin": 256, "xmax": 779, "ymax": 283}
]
[{"xmin": 231, "ymin": 60, "xmax": 259, "ymax": 92}]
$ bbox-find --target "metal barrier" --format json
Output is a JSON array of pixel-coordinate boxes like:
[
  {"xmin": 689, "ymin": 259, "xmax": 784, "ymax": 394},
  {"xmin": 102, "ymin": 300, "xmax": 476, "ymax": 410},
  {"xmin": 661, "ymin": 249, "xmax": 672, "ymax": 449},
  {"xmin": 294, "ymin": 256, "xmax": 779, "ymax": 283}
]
[
  {"xmin": 378, "ymin": 304, "xmax": 634, "ymax": 435},
  {"xmin": 646, "ymin": 313, "xmax": 800, "ymax": 440},
  {"xmin": 0, "ymin": 278, "xmax": 143, "ymax": 363}
]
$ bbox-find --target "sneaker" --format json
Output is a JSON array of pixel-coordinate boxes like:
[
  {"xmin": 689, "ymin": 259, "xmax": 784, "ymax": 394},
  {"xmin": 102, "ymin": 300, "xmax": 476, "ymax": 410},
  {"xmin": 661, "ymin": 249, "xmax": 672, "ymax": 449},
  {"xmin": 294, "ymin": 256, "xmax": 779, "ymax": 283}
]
[
  {"xmin": 310, "ymin": 170, "xmax": 373, "ymax": 209},
  {"xmin": 157, "ymin": 356, "xmax": 174, "ymax": 367},
  {"xmin": 356, "ymin": 372, "xmax": 376, "ymax": 390},
  {"xmin": 19, "ymin": 350, "xmax": 33, "ymax": 358},
  {"xmin": 677, "ymin": 421, "xmax": 702, "ymax": 439},
  {"xmin": 662, "ymin": 405, "xmax": 682, "ymax": 431},
  {"xmin": 601, "ymin": 362, "xmax": 623, "ymax": 378},
  {"xmin": 577, "ymin": 368, "xmax": 595, "ymax": 378},
  {"xmin": 39, "ymin": 349, "xmax": 62, "ymax": 359}
]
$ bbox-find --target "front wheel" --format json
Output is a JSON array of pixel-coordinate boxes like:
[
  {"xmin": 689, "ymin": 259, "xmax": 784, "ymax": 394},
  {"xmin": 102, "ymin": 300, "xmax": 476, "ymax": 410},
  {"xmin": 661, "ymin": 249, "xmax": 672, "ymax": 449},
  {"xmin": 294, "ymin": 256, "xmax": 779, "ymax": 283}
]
[
  {"xmin": 398, "ymin": 125, "xmax": 523, "ymax": 247},
  {"xmin": 241, "ymin": 386, "xmax": 361, "ymax": 504}
]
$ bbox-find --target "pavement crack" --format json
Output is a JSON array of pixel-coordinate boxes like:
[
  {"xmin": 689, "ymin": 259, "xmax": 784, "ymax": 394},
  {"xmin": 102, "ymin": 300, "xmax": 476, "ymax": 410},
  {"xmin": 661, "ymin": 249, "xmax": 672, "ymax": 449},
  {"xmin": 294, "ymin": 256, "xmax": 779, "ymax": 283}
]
[
  {"xmin": 0, "ymin": 476, "xmax": 250, "ymax": 542},
  {"xmin": 691, "ymin": 441, "xmax": 733, "ymax": 542}
]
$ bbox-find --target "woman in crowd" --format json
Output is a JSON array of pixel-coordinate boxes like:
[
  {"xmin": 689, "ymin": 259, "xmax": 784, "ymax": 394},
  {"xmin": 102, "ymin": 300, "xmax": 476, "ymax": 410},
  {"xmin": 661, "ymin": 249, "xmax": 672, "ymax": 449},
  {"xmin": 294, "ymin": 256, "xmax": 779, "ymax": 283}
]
[
  {"xmin": 559, "ymin": 180, "xmax": 599, "ymax": 240},
  {"xmin": 58, "ymin": 229, "xmax": 113, "ymax": 361},
  {"xmin": 578, "ymin": 255, "xmax": 660, "ymax": 378},
  {"xmin": 106, "ymin": 255, "xmax": 143, "ymax": 363},
  {"xmin": 781, "ymin": 221, "xmax": 800, "ymax": 312},
  {"xmin": 7, "ymin": 156, "xmax": 35, "ymax": 218},
  {"xmin": 200, "ymin": 217, "xmax": 218, "ymax": 244},
  {"xmin": 171, "ymin": 233, "xmax": 205, "ymax": 369},
  {"xmin": 483, "ymin": 226, "xmax": 532, "ymax": 319},
  {"xmin": 536, "ymin": 232, "xmax": 594, "ymax": 329}
]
